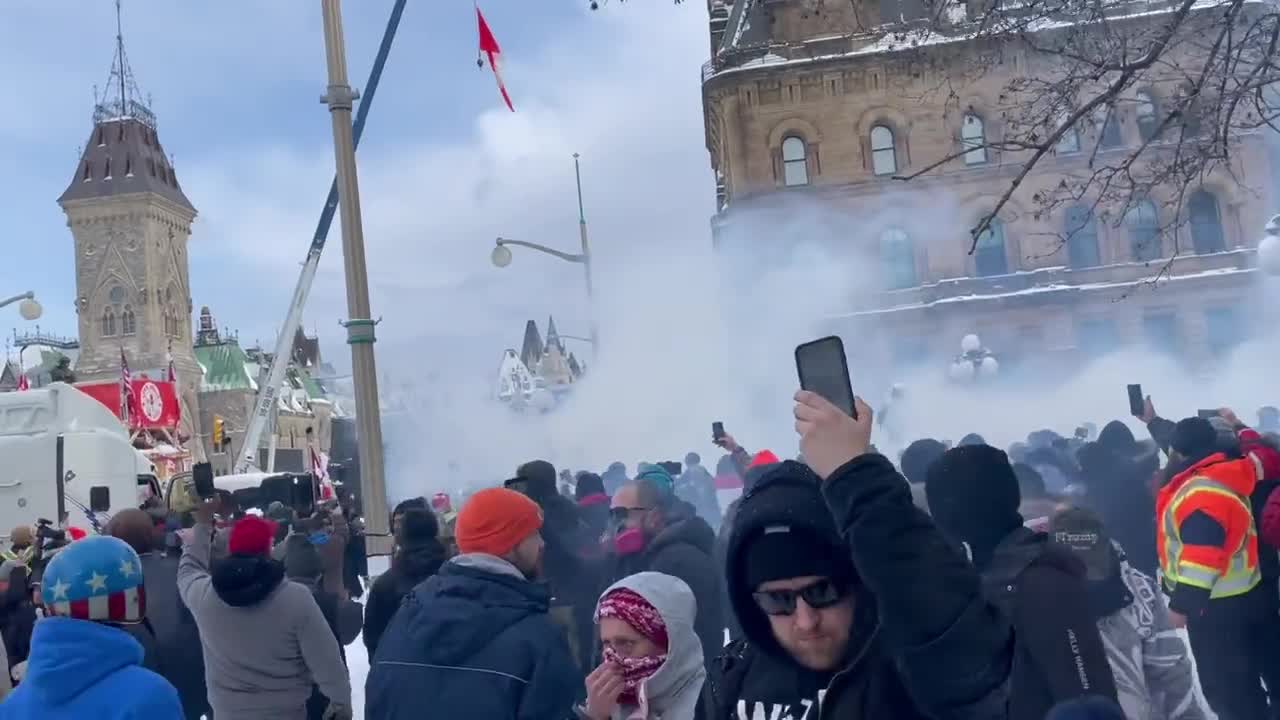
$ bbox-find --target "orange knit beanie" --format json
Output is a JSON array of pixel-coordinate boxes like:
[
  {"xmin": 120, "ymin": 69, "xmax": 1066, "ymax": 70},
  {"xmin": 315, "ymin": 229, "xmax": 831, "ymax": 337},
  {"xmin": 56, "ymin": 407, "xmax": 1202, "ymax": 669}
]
[{"xmin": 455, "ymin": 488, "xmax": 542, "ymax": 557}]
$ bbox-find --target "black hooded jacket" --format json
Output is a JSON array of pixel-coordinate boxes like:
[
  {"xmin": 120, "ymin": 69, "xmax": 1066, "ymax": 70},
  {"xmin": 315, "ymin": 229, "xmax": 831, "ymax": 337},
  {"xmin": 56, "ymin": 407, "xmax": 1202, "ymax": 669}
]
[
  {"xmin": 707, "ymin": 455, "xmax": 1013, "ymax": 720},
  {"xmin": 363, "ymin": 540, "xmax": 447, "ymax": 656},
  {"xmin": 611, "ymin": 507, "xmax": 725, "ymax": 673},
  {"xmin": 981, "ymin": 527, "xmax": 1119, "ymax": 720},
  {"xmin": 1076, "ymin": 432, "xmax": 1160, "ymax": 578}
]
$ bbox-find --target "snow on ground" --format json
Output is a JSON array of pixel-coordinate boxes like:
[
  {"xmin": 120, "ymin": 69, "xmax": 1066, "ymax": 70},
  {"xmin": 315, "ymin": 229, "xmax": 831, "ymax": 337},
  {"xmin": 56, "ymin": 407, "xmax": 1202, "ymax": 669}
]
[{"xmin": 350, "ymin": 556, "xmax": 388, "ymax": 720}]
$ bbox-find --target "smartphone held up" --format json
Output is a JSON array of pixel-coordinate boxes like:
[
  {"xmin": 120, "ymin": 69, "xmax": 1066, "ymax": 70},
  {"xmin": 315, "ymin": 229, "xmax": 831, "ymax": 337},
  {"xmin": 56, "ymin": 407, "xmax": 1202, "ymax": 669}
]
[{"xmin": 795, "ymin": 336, "xmax": 857, "ymax": 420}]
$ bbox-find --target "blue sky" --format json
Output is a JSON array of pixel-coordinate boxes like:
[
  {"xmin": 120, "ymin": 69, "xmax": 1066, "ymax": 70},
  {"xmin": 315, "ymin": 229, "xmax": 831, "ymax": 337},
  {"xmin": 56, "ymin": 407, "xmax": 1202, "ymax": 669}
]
[{"xmin": 0, "ymin": 0, "xmax": 715, "ymax": 375}]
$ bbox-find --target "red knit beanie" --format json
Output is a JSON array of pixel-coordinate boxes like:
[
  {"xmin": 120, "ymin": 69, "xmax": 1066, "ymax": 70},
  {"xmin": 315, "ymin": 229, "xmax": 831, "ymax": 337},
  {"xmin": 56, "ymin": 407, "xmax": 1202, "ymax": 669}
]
[
  {"xmin": 750, "ymin": 450, "xmax": 780, "ymax": 468},
  {"xmin": 228, "ymin": 516, "xmax": 277, "ymax": 556},
  {"xmin": 596, "ymin": 587, "xmax": 669, "ymax": 650},
  {"xmin": 455, "ymin": 488, "xmax": 542, "ymax": 557}
]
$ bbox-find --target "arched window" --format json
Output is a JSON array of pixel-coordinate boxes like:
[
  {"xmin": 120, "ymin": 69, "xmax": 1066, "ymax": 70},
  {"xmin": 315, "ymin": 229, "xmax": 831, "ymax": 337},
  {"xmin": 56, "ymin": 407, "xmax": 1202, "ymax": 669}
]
[
  {"xmin": 975, "ymin": 218, "xmax": 1009, "ymax": 276},
  {"xmin": 1056, "ymin": 112, "xmax": 1080, "ymax": 154},
  {"xmin": 870, "ymin": 125, "xmax": 897, "ymax": 176},
  {"xmin": 1126, "ymin": 199, "xmax": 1161, "ymax": 262},
  {"xmin": 101, "ymin": 308, "xmax": 117, "ymax": 337},
  {"xmin": 121, "ymin": 306, "xmax": 136, "ymax": 336},
  {"xmin": 880, "ymin": 227, "xmax": 917, "ymax": 289},
  {"xmin": 1095, "ymin": 106, "xmax": 1123, "ymax": 149},
  {"xmin": 962, "ymin": 114, "xmax": 987, "ymax": 165},
  {"xmin": 1189, "ymin": 189, "xmax": 1225, "ymax": 254},
  {"xmin": 1064, "ymin": 205, "xmax": 1101, "ymax": 268},
  {"xmin": 781, "ymin": 136, "xmax": 809, "ymax": 187}
]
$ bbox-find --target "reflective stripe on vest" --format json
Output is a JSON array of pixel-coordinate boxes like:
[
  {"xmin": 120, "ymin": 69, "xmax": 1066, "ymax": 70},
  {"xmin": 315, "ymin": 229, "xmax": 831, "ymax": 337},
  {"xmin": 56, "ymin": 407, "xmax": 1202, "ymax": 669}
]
[{"xmin": 1160, "ymin": 475, "xmax": 1261, "ymax": 599}]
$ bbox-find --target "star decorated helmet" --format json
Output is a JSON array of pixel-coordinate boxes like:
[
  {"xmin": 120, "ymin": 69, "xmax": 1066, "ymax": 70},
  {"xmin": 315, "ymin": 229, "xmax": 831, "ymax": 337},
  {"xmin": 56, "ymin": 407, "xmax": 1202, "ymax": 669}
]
[{"xmin": 41, "ymin": 535, "xmax": 145, "ymax": 624}]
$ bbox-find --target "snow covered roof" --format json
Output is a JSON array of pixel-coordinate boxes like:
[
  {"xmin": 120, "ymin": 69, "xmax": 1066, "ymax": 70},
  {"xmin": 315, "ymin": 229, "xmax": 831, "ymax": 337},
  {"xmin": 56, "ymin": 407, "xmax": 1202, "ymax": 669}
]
[
  {"xmin": 831, "ymin": 262, "xmax": 1256, "ymax": 319},
  {"xmin": 706, "ymin": 0, "xmax": 1258, "ymax": 83}
]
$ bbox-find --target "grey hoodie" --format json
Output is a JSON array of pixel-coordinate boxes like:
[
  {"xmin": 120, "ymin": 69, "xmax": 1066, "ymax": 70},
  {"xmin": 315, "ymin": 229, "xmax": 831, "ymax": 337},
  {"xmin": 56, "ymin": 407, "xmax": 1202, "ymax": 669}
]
[
  {"xmin": 177, "ymin": 522, "xmax": 351, "ymax": 720},
  {"xmin": 597, "ymin": 571, "xmax": 706, "ymax": 720}
]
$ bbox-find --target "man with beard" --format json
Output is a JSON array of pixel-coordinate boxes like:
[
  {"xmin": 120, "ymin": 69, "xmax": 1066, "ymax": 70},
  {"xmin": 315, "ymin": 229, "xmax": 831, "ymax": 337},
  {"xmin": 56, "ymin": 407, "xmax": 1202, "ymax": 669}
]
[
  {"xmin": 367, "ymin": 487, "xmax": 580, "ymax": 720},
  {"xmin": 706, "ymin": 392, "xmax": 1013, "ymax": 719},
  {"xmin": 610, "ymin": 470, "xmax": 723, "ymax": 674}
]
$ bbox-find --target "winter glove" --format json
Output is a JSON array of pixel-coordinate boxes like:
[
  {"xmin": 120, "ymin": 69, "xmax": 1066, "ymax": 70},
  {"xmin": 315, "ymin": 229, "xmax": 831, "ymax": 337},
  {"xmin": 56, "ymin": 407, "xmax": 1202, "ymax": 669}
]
[{"xmin": 322, "ymin": 702, "xmax": 353, "ymax": 720}]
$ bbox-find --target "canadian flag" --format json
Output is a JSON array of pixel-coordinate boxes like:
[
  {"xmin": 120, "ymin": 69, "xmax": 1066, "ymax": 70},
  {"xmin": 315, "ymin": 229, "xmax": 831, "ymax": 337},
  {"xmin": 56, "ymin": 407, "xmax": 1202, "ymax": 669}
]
[
  {"xmin": 15, "ymin": 372, "xmax": 28, "ymax": 392},
  {"xmin": 476, "ymin": 6, "xmax": 514, "ymax": 112}
]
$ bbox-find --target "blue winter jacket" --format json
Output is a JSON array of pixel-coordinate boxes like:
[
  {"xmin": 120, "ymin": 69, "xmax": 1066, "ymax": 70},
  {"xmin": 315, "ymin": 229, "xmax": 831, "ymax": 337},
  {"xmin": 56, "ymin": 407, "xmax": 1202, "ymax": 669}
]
[
  {"xmin": 366, "ymin": 553, "xmax": 580, "ymax": 720},
  {"xmin": 0, "ymin": 616, "xmax": 183, "ymax": 719}
]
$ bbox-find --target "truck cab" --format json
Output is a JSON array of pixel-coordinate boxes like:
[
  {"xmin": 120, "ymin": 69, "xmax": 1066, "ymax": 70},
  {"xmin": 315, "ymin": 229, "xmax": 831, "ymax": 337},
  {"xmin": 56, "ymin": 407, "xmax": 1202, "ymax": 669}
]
[{"xmin": 0, "ymin": 383, "xmax": 151, "ymax": 539}]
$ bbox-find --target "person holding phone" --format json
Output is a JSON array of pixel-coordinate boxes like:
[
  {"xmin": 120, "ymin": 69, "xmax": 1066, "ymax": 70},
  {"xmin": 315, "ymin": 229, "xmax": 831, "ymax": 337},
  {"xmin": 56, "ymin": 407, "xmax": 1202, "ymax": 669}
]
[{"xmin": 706, "ymin": 392, "xmax": 1014, "ymax": 719}]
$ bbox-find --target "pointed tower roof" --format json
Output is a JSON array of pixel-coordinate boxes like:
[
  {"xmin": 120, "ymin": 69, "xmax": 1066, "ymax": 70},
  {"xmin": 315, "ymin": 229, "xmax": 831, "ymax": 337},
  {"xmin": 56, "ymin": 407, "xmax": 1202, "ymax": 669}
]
[
  {"xmin": 58, "ymin": 1, "xmax": 194, "ymax": 213},
  {"xmin": 545, "ymin": 316, "xmax": 565, "ymax": 354},
  {"xmin": 520, "ymin": 320, "xmax": 543, "ymax": 371}
]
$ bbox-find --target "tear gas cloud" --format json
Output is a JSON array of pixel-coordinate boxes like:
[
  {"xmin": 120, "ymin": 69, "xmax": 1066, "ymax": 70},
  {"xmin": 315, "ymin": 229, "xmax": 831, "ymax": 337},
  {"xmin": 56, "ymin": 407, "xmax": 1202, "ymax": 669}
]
[{"xmin": 377, "ymin": 181, "xmax": 1278, "ymax": 504}]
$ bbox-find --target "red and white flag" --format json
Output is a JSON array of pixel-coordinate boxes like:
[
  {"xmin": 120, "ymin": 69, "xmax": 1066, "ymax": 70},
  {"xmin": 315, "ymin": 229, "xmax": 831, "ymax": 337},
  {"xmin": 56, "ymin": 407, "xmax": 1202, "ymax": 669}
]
[
  {"xmin": 119, "ymin": 348, "xmax": 135, "ymax": 423},
  {"xmin": 476, "ymin": 6, "xmax": 514, "ymax": 112}
]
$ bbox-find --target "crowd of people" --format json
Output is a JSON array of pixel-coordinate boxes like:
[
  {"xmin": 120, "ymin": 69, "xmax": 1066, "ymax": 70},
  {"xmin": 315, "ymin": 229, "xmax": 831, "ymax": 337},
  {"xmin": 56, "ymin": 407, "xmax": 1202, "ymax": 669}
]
[{"xmin": 0, "ymin": 390, "xmax": 1278, "ymax": 719}]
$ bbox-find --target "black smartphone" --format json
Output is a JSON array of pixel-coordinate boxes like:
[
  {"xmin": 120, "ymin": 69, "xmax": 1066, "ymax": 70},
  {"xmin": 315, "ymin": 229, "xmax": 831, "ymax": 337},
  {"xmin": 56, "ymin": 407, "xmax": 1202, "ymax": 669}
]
[
  {"xmin": 712, "ymin": 422, "xmax": 725, "ymax": 442},
  {"xmin": 1127, "ymin": 384, "xmax": 1144, "ymax": 417},
  {"xmin": 291, "ymin": 475, "xmax": 316, "ymax": 517},
  {"xmin": 795, "ymin": 336, "xmax": 857, "ymax": 419},
  {"xmin": 1198, "ymin": 409, "xmax": 1219, "ymax": 420},
  {"xmin": 192, "ymin": 462, "xmax": 216, "ymax": 499}
]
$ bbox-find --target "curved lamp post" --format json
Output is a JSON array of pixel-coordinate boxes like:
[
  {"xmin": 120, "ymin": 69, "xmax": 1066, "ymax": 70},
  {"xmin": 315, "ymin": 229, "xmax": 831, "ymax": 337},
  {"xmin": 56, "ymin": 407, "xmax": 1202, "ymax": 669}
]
[
  {"xmin": 491, "ymin": 154, "xmax": 598, "ymax": 355},
  {"xmin": 0, "ymin": 292, "xmax": 42, "ymax": 322}
]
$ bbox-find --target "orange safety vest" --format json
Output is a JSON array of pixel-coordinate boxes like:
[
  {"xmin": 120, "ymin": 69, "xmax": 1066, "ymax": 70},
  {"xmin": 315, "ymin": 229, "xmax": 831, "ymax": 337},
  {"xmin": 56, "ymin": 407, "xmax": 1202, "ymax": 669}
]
[{"xmin": 1156, "ymin": 452, "xmax": 1262, "ymax": 600}]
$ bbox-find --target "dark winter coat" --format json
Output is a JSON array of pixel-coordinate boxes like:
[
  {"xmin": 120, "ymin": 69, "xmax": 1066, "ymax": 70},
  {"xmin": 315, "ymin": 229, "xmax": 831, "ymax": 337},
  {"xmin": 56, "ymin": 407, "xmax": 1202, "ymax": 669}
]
[
  {"xmin": 676, "ymin": 463, "xmax": 722, "ymax": 530},
  {"xmin": 982, "ymin": 526, "xmax": 1119, "ymax": 720},
  {"xmin": 0, "ymin": 565, "xmax": 36, "ymax": 671},
  {"xmin": 1076, "ymin": 441, "xmax": 1161, "ymax": 578},
  {"xmin": 366, "ymin": 553, "xmax": 580, "ymax": 720},
  {"xmin": 128, "ymin": 551, "xmax": 209, "ymax": 720},
  {"xmin": 576, "ymin": 494, "xmax": 611, "ymax": 548},
  {"xmin": 362, "ymin": 539, "xmax": 447, "ymax": 657},
  {"xmin": 707, "ymin": 454, "xmax": 1013, "ymax": 720},
  {"xmin": 612, "ymin": 509, "xmax": 724, "ymax": 673}
]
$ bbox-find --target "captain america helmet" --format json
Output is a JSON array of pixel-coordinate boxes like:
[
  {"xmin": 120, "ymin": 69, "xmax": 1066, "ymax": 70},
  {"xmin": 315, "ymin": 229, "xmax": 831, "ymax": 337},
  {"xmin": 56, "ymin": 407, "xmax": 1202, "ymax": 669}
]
[{"xmin": 41, "ymin": 535, "xmax": 145, "ymax": 624}]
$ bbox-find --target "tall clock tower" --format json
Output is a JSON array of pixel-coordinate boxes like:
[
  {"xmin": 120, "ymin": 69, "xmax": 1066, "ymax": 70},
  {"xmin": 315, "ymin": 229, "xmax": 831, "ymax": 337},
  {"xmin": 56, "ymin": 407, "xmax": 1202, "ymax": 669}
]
[{"xmin": 57, "ymin": 15, "xmax": 203, "ymax": 447}]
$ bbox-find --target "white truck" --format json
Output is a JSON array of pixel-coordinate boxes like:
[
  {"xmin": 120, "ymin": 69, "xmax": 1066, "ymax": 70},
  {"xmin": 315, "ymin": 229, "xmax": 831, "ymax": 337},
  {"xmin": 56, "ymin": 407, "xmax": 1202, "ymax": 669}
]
[{"xmin": 0, "ymin": 382, "xmax": 159, "ymax": 539}]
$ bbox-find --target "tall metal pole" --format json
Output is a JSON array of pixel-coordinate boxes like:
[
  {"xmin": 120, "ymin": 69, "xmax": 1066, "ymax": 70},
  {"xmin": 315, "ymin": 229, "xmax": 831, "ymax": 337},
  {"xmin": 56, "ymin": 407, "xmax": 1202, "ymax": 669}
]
[
  {"xmin": 319, "ymin": 0, "xmax": 390, "ymax": 551},
  {"xmin": 573, "ymin": 154, "xmax": 598, "ymax": 357}
]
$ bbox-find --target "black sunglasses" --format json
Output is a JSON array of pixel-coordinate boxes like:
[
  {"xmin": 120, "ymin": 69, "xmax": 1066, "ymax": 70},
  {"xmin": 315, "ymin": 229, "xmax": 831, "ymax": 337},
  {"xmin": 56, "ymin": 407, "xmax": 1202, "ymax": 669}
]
[
  {"xmin": 752, "ymin": 579, "xmax": 847, "ymax": 616},
  {"xmin": 609, "ymin": 506, "xmax": 651, "ymax": 522}
]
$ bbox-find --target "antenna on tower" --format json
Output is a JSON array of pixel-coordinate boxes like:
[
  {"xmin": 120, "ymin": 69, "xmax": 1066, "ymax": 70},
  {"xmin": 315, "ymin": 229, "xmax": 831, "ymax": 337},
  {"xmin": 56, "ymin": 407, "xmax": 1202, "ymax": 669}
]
[
  {"xmin": 93, "ymin": 0, "xmax": 156, "ymax": 129},
  {"xmin": 115, "ymin": 0, "xmax": 126, "ymax": 113}
]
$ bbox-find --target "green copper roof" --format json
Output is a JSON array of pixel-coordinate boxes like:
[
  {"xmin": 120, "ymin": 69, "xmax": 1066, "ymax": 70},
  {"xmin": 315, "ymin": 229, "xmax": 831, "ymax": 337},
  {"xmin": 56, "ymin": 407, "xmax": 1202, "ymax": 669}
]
[{"xmin": 194, "ymin": 342, "xmax": 256, "ymax": 392}]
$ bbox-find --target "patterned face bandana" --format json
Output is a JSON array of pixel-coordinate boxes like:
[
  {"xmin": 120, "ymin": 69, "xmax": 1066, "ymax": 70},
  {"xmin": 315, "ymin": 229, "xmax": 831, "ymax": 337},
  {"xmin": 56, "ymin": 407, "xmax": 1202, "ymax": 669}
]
[
  {"xmin": 596, "ymin": 587, "xmax": 670, "ymax": 705},
  {"xmin": 602, "ymin": 644, "xmax": 666, "ymax": 705}
]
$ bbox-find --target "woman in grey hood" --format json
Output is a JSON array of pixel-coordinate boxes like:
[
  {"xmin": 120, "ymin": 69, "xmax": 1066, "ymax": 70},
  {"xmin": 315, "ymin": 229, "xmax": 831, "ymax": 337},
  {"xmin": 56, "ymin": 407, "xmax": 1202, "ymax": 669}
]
[{"xmin": 579, "ymin": 571, "xmax": 706, "ymax": 720}]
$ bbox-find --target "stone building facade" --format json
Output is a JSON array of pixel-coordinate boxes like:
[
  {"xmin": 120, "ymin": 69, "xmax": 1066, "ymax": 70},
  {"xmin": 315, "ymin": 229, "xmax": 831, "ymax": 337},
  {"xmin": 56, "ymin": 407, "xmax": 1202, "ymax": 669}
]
[
  {"xmin": 703, "ymin": 0, "xmax": 1272, "ymax": 374},
  {"xmin": 58, "ymin": 69, "xmax": 204, "ymax": 446}
]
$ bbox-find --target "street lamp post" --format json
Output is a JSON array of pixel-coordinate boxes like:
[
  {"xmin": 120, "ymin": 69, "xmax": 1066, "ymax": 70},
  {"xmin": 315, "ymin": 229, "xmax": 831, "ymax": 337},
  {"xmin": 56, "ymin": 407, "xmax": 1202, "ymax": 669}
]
[
  {"xmin": 491, "ymin": 154, "xmax": 598, "ymax": 355},
  {"xmin": 0, "ymin": 292, "xmax": 43, "ymax": 321},
  {"xmin": 319, "ymin": 0, "xmax": 390, "ymax": 553}
]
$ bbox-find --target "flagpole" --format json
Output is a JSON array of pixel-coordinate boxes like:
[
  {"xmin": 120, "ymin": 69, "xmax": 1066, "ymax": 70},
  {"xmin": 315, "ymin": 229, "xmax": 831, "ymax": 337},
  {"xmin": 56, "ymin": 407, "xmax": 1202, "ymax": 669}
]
[{"xmin": 320, "ymin": 0, "xmax": 390, "ymax": 553}]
